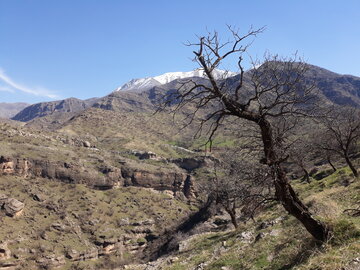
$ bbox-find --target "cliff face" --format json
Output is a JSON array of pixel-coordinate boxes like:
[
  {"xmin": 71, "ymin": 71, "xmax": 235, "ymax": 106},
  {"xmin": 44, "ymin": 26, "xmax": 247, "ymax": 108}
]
[{"xmin": 0, "ymin": 156, "xmax": 195, "ymax": 198}]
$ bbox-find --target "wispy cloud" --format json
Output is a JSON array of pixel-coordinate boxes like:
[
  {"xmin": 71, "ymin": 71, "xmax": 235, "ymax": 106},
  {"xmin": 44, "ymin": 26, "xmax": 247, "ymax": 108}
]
[{"xmin": 0, "ymin": 68, "xmax": 59, "ymax": 99}]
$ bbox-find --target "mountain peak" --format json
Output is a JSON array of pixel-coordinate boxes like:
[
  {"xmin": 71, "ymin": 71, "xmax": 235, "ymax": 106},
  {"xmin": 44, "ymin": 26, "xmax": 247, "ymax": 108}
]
[{"xmin": 114, "ymin": 69, "xmax": 237, "ymax": 92}]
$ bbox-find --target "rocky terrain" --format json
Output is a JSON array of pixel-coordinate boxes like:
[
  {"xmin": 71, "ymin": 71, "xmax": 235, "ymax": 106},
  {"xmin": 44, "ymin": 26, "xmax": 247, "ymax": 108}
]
[
  {"xmin": 0, "ymin": 64, "xmax": 360, "ymax": 269},
  {"xmin": 0, "ymin": 118, "xmax": 205, "ymax": 269}
]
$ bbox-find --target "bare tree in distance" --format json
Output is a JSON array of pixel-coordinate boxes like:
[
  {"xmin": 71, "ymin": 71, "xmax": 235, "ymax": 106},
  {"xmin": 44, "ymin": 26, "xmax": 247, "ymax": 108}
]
[
  {"xmin": 159, "ymin": 26, "xmax": 330, "ymax": 241},
  {"xmin": 309, "ymin": 131, "xmax": 338, "ymax": 173},
  {"xmin": 209, "ymin": 150, "xmax": 273, "ymax": 228},
  {"xmin": 289, "ymin": 138, "xmax": 314, "ymax": 183},
  {"xmin": 317, "ymin": 106, "xmax": 360, "ymax": 178}
]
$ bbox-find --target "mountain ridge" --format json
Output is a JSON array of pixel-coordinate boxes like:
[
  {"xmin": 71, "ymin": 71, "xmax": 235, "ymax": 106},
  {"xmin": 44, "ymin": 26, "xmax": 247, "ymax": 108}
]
[{"xmin": 9, "ymin": 63, "xmax": 360, "ymax": 124}]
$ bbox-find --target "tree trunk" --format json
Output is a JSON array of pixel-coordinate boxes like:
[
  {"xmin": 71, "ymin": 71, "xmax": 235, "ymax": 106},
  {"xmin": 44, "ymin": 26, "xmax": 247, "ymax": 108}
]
[
  {"xmin": 327, "ymin": 155, "xmax": 337, "ymax": 172},
  {"xmin": 258, "ymin": 119, "xmax": 330, "ymax": 242},
  {"xmin": 302, "ymin": 167, "xmax": 311, "ymax": 183},
  {"xmin": 225, "ymin": 205, "xmax": 238, "ymax": 229},
  {"xmin": 344, "ymin": 154, "xmax": 358, "ymax": 177},
  {"xmin": 273, "ymin": 164, "xmax": 329, "ymax": 241}
]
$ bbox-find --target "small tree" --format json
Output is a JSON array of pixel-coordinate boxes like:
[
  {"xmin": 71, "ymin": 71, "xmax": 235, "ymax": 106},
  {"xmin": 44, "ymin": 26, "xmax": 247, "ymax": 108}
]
[
  {"xmin": 289, "ymin": 139, "xmax": 314, "ymax": 183},
  {"xmin": 160, "ymin": 26, "xmax": 330, "ymax": 241},
  {"xmin": 318, "ymin": 106, "xmax": 360, "ymax": 177},
  {"xmin": 210, "ymin": 151, "xmax": 272, "ymax": 228}
]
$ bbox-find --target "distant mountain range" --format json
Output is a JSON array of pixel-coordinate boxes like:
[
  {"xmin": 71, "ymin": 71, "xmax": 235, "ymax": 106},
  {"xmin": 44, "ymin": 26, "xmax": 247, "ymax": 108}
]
[
  {"xmin": 11, "ymin": 97, "xmax": 98, "ymax": 122},
  {"xmin": 0, "ymin": 102, "xmax": 30, "ymax": 118},
  {"xmin": 6, "ymin": 64, "xmax": 360, "ymax": 124}
]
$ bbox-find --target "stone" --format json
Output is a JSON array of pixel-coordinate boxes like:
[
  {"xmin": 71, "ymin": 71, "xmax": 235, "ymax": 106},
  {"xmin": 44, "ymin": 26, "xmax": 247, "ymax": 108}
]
[
  {"xmin": 0, "ymin": 243, "xmax": 11, "ymax": 260},
  {"xmin": 239, "ymin": 231, "xmax": 254, "ymax": 243},
  {"xmin": 32, "ymin": 193, "xmax": 46, "ymax": 202},
  {"xmin": 65, "ymin": 249, "xmax": 80, "ymax": 260},
  {"xmin": 117, "ymin": 218, "xmax": 130, "ymax": 226},
  {"xmin": 0, "ymin": 156, "xmax": 14, "ymax": 174},
  {"xmin": 51, "ymin": 222, "xmax": 66, "ymax": 231},
  {"xmin": 3, "ymin": 198, "xmax": 24, "ymax": 217},
  {"xmin": 83, "ymin": 141, "xmax": 91, "ymax": 147},
  {"xmin": 0, "ymin": 194, "xmax": 8, "ymax": 207},
  {"xmin": 169, "ymin": 257, "xmax": 179, "ymax": 263}
]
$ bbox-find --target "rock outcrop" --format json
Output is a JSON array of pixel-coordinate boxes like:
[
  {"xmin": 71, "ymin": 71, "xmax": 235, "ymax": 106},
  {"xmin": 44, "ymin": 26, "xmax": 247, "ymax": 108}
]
[
  {"xmin": 0, "ymin": 156, "xmax": 122, "ymax": 189},
  {"xmin": 170, "ymin": 156, "xmax": 216, "ymax": 171},
  {"xmin": 0, "ymin": 156, "xmax": 196, "ymax": 197},
  {"xmin": 0, "ymin": 195, "xmax": 24, "ymax": 217}
]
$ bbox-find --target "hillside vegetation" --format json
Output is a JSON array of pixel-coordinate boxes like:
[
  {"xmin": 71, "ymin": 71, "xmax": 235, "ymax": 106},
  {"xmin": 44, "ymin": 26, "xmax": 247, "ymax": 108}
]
[{"xmin": 125, "ymin": 167, "xmax": 360, "ymax": 270}]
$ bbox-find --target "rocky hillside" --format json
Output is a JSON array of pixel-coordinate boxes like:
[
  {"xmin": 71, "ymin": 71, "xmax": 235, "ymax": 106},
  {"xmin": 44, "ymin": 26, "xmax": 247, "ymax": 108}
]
[
  {"xmin": 1, "ymin": 63, "xmax": 360, "ymax": 269},
  {"xmin": 125, "ymin": 167, "xmax": 360, "ymax": 270},
  {"xmin": 11, "ymin": 98, "xmax": 98, "ymax": 122},
  {"xmin": 0, "ymin": 117, "xmax": 212, "ymax": 269}
]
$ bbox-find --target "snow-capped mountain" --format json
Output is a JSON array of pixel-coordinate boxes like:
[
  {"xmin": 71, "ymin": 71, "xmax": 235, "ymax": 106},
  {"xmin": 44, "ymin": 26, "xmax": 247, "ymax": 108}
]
[{"xmin": 114, "ymin": 69, "xmax": 238, "ymax": 92}]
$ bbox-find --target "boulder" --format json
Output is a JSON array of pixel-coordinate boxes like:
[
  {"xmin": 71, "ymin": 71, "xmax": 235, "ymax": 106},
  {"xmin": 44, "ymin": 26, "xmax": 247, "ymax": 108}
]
[
  {"xmin": 3, "ymin": 198, "xmax": 24, "ymax": 217},
  {"xmin": 83, "ymin": 141, "xmax": 91, "ymax": 147}
]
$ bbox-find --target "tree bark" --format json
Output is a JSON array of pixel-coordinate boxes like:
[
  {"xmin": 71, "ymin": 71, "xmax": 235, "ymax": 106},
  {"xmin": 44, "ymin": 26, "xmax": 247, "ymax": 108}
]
[
  {"xmin": 258, "ymin": 118, "xmax": 330, "ymax": 242},
  {"xmin": 272, "ymin": 164, "xmax": 329, "ymax": 241},
  {"xmin": 327, "ymin": 155, "xmax": 337, "ymax": 172},
  {"xmin": 344, "ymin": 154, "xmax": 358, "ymax": 177},
  {"xmin": 225, "ymin": 204, "xmax": 238, "ymax": 229},
  {"xmin": 302, "ymin": 167, "xmax": 311, "ymax": 183}
]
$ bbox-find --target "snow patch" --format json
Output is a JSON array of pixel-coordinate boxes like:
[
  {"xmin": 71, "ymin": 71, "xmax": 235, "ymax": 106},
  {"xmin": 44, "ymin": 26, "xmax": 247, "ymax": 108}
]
[{"xmin": 114, "ymin": 69, "xmax": 237, "ymax": 92}]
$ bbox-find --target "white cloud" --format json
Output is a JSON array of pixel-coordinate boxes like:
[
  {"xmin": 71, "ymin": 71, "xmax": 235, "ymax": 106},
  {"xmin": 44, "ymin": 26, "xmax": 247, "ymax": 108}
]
[{"xmin": 0, "ymin": 68, "xmax": 59, "ymax": 99}]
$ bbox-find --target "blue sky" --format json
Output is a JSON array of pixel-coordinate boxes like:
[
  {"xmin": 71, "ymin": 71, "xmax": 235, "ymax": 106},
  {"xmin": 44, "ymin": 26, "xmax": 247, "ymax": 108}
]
[{"xmin": 1, "ymin": 0, "xmax": 359, "ymax": 104}]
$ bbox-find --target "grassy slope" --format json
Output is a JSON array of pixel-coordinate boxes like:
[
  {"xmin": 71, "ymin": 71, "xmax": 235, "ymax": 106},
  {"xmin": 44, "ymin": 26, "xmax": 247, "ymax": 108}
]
[
  {"xmin": 57, "ymin": 108, "xmax": 246, "ymax": 159},
  {"xmin": 148, "ymin": 167, "xmax": 360, "ymax": 270}
]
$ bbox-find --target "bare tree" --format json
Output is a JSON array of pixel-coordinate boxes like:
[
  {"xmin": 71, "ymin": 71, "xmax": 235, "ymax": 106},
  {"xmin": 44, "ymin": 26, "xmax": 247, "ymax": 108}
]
[
  {"xmin": 159, "ymin": 26, "xmax": 330, "ymax": 241},
  {"xmin": 317, "ymin": 106, "xmax": 360, "ymax": 177},
  {"xmin": 210, "ymin": 150, "xmax": 272, "ymax": 228},
  {"xmin": 289, "ymin": 139, "xmax": 314, "ymax": 183}
]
